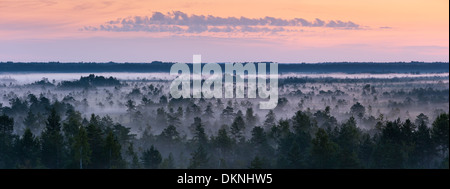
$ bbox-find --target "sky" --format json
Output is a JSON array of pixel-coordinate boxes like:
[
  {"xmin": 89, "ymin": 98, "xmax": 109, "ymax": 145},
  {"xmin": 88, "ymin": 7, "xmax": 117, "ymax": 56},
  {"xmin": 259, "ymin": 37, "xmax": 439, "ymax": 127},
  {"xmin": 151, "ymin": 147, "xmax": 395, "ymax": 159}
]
[{"xmin": 0, "ymin": 0, "xmax": 448, "ymax": 63}]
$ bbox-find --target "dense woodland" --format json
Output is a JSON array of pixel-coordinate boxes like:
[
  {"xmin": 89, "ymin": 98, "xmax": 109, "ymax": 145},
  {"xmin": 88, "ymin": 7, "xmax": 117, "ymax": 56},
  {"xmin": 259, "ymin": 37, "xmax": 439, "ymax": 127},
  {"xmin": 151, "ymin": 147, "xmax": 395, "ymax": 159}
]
[
  {"xmin": 1, "ymin": 62, "xmax": 448, "ymax": 74},
  {"xmin": 0, "ymin": 74, "xmax": 448, "ymax": 169}
]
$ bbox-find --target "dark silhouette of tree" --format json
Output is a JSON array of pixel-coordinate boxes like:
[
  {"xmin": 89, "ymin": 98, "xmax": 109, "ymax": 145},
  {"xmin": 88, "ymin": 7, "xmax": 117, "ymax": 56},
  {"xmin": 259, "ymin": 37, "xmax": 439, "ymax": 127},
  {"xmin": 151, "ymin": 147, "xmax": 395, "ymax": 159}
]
[
  {"xmin": 105, "ymin": 131, "xmax": 124, "ymax": 169},
  {"xmin": 72, "ymin": 126, "xmax": 91, "ymax": 169},
  {"xmin": 216, "ymin": 99, "xmax": 224, "ymax": 110},
  {"xmin": 184, "ymin": 106, "xmax": 192, "ymax": 120},
  {"xmin": 412, "ymin": 120, "xmax": 434, "ymax": 168},
  {"xmin": 213, "ymin": 127, "xmax": 233, "ymax": 154},
  {"xmin": 63, "ymin": 110, "xmax": 82, "ymax": 148},
  {"xmin": 263, "ymin": 110, "xmax": 276, "ymax": 129},
  {"xmin": 161, "ymin": 153, "xmax": 175, "ymax": 169},
  {"xmin": 159, "ymin": 95, "xmax": 168, "ymax": 105},
  {"xmin": 336, "ymin": 117, "xmax": 361, "ymax": 168},
  {"xmin": 268, "ymin": 119, "xmax": 290, "ymax": 145},
  {"xmin": 230, "ymin": 115, "xmax": 245, "ymax": 142},
  {"xmin": 16, "ymin": 128, "xmax": 41, "ymax": 168},
  {"xmin": 292, "ymin": 110, "xmax": 313, "ymax": 135},
  {"xmin": 23, "ymin": 110, "xmax": 39, "ymax": 135},
  {"xmin": 245, "ymin": 108, "xmax": 257, "ymax": 127},
  {"xmin": 203, "ymin": 103, "xmax": 214, "ymax": 119},
  {"xmin": 250, "ymin": 126, "xmax": 273, "ymax": 159},
  {"xmin": 167, "ymin": 111, "xmax": 181, "ymax": 127},
  {"xmin": 373, "ymin": 120, "xmax": 404, "ymax": 168},
  {"xmin": 58, "ymin": 74, "xmax": 120, "ymax": 88},
  {"xmin": 221, "ymin": 106, "xmax": 234, "ymax": 122},
  {"xmin": 189, "ymin": 145, "xmax": 209, "ymax": 169},
  {"xmin": 125, "ymin": 99, "xmax": 135, "ymax": 112},
  {"xmin": 126, "ymin": 143, "xmax": 140, "ymax": 169},
  {"xmin": 160, "ymin": 153, "xmax": 175, "ymax": 169},
  {"xmin": 277, "ymin": 133, "xmax": 308, "ymax": 169},
  {"xmin": 350, "ymin": 102, "xmax": 365, "ymax": 119},
  {"xmin": 311, "ymin": 128, "xmax": 338, "ymax": 168},
  {"xmin": 0, "ymin": 114, "xmax": 15, "ymax": 168},
  {"xmin": 176, "ymin": 107, "xmax": 183, "ymax": 118},
  {"xmin": 431, "ymin": 113, "xmax": 449, "ymax": 155},
  {"xmin": 142, "ymin": 145, "xmax": 162, "ymax": 169},
  {"xmin": 191, "ymin": 117, "xmax": 208, "ymax": 147},
  {"xmin": 86, "ymin": 115, "xmax": 105, "ymax": 169},
  {"xmin": 191, "ymin": 104, "xmax": 201, "ymax": 115},
  {"xmin": 159, "ymin": 125, "xmax": 180, "ymax": 145},
  {"xmin": 358, "ymin": 133, "xmax": 374, "ymax": 168},
  {"xmin": 415, "ymin": 113, "xmax": 429, "ymax": 127},
  {"xmin": 156, "ymin": 107, "xmax": 167, "ymax": 128},
  {"xmin": 41, "ymin": 108, "xmax": 64, "ymax": 169},
  {"xmin": 112, "ymin": 123, "xmax": 136, "ymax": 146}
]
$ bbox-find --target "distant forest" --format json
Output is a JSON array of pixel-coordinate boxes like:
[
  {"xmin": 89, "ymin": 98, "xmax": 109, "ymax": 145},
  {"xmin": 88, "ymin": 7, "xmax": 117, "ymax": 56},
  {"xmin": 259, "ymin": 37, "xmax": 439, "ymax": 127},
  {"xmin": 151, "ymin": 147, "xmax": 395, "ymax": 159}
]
[{"xmin": 0, "ymin": 62, "xmax": 448, "ymax": 74}]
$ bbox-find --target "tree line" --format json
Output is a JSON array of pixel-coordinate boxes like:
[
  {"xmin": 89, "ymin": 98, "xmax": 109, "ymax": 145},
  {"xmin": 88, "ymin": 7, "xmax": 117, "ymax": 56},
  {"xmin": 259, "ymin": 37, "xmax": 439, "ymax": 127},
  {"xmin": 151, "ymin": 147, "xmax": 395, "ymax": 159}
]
[{"xmin": 0, "ymin": 101, "xmax": 448, "ymax": 169}]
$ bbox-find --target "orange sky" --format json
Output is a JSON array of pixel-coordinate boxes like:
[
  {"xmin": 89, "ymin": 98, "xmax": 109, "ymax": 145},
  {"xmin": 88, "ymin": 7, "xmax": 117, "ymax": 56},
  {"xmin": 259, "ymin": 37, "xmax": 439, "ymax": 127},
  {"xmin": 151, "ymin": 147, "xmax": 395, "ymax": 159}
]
[{"xmin": 0, "ymin": 0, "xmax": 448, "ymax": 62}]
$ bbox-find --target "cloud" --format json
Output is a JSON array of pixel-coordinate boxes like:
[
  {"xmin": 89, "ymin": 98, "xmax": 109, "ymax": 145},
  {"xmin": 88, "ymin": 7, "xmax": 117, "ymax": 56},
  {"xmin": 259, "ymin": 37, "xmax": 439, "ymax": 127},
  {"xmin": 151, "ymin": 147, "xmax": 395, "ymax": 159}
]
[{"xmin": 83, "ymin": 11, "xmax": 361, "ymax": 34}]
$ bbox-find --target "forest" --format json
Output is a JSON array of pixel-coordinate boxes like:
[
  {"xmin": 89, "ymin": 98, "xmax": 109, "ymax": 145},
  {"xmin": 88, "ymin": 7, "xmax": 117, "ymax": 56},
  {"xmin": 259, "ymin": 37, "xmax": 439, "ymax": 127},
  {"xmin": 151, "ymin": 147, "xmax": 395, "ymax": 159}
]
[
  {"xmin": 1, "ymin": 62, "xmax": 448, "ymax": 74},
  {"xmin": 0, "ymin": 70, "xmax": 448, "ymax": 169}
]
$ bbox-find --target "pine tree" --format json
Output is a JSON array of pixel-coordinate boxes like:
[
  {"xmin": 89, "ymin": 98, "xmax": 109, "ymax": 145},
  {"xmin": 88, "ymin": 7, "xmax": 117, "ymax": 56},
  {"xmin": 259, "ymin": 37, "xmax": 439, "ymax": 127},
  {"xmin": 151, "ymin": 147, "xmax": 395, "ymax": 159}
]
[
  {"xmin": 0, "ymin": 114, "xmax": 13, "ymax": 135},
  {"xmin": 72, "ymin": 126, "xmax": 91, "ymax": 169},
  {"xmin": 185, "ymin": 106, "xmax": 192, "ymax": 120},
  {"xmin": 167, "ymin": 111, "xmax": 181, "ymax": 127},
  {"xmin": 214, "ymin": 127, "xmax": 232, "ymax": 154},
  {"xmin": 245, "ymin": 108, "xmax": 257, "ymax": 127},
  {"xmin": 287, "ymin": 139, "xmax": 303, "ymax": 168},
  {"xmin": 311, "ymin": 128, "xmax": 338, "ymax": 168},
  {"xmin": 413, "ymin": 121, "xmax": 434, "ymax": 168},
  {"xmin": 191, "ymin": 117, "xmax": 208, "ymax": 146},
  {"xmin": 191, "ymin": 104, "xmax": 201, "ymax": 115},
  {"xmin": 105, "ymin": 131, "xmax": 124, "ymax": 169},
  {"xmin": 176, "ymin": 107, "xmax": 184, "ymax": 118},
  {"xmin": 23, "ymin": 110, "xmax": 39, "ymax": 135},
  {"xmin": 156, "ymin": 107, "xmax": 167, "ymax": 127},
  {"xmin": 126, "ymin": 143, "xmax": 140, "ymax": 169},
  {"xmin": 41, "ymin": 108, "xmax": 64, "ymax": 169},
  {"xmin": 350, "ymin": 102, "xmax": 365, "ymax": 119},
  {"xmin": 263, "ymin": 110, "xmax": 276, "ymax": 129},
  {"xmin": 415, "ymin": 113, "xmax": 429, "ymax": 127},
  {"xmin": 188, "ymin": 145, "xmax": 209, "ymax": 169},
  {"xmin": 86, "ymin": 117, "xmax": 105, "ymax": 169},
  {"xmin": 336, "ymin": 117, "xmax": 361, "ymax": 168},
  {"xmin": 63, "ymin": 110, "xmax": 82, "ymax": 147},
  {"xmin": 292, "ymin": 110, "xmax": 312, "ymax": 134},
  {"xmin": 17, "ymin": 128, "xmax": 41, "ymax": 168},
  {"xmin": 126, "ymin": 100, "xmax": 135, "ymax": 112},
  {"xmin": 160, "ymin": 153, "xmax": 175, "ymax": 169},
  {"xmin": 251, "ymin": 126, "xmax": 272, "ymax": 157},
  {"xmin": 203, "ymin": 104, "xmax": 214, "ymax": 119},
  {"xmin": 159, "ymin": 125, "xmax": 180, "ymax": 145},
  {"xmin": 216, "ymin": 99, "xmax": 224, "ymax": 110},
  {"xmin": 230, "ymin": 116, "xmax": 245, "ymax": 142},
  {"xmin": 221, "ymin": 106, "xmax": 234, "ymax": 122},
  {"xmin": 358, "ymin": 133, "xmax": 374, "ymax": 168},
  {"xmin": 373, "ymin": 120, "xmax": 404, "ymax": 168},
  {"xmin": 142, "ymin": 145, "xmax": 162, "ymax": 169},
  {"xmin": 0, "ymin": 114, "xmax": 15, "ymax": 168},
  {"xmin": 431, "ymin": 113, "xmax": 449, "ymax": 155}
]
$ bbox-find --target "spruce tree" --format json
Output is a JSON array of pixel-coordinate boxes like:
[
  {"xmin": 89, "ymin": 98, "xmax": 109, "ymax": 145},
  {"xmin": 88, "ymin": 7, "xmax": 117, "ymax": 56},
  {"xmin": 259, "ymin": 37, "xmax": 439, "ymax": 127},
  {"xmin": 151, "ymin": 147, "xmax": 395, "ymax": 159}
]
[
  {"xmin": 142, "ymin": 145, "xmax": 162, "ymax": 169},
  {"xmin": 41, "ymin": 108, "xmax": 64, "ymax": 169}
]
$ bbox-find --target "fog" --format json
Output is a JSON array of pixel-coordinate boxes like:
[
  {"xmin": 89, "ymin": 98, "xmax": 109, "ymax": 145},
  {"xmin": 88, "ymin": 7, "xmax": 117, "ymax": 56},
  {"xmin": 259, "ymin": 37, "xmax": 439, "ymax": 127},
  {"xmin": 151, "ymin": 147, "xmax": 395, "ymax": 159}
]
[{"xmin": 0, "ymin": 71, "xmax": 448, "ymax": 169}]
